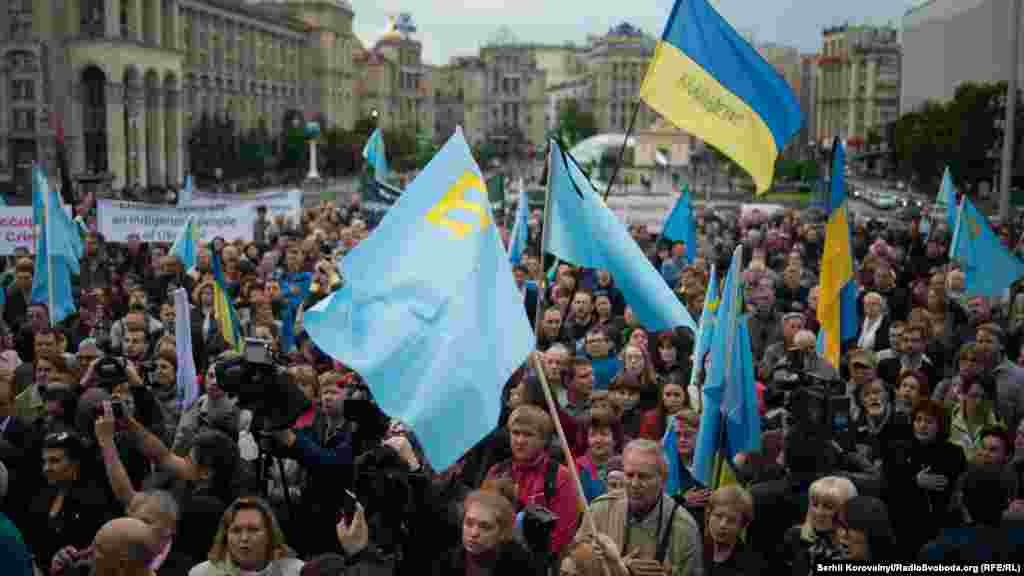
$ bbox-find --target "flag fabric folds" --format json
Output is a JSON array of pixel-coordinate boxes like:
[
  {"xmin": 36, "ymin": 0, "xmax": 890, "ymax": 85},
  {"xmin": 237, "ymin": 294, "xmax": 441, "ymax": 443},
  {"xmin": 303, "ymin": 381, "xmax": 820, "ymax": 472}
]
[
  {"xmin": 30, "ymin": 166, "xmax": 81, "ymax": 326},
  {"xmin": 693, "ymin": 246, "xmax": 759, "ymax": 488},
  {"xmin": 817, "ymin": 141, "xmax": 859, "ymax": 370},
  {"xmin": 950, "ymin": 195, "xmax": 1024, "ymax": 297},
  {"xmin": 362, "ymin": 128, "xmax": 389, "ymax": 181},
  {"xmin": 662, "ymin": 184, "xmax": 698, "ymax": 263},
  {"xmin": 170, "ymin": 215, "xmax": 200, "ymax": 272},
  {"xmin": 546, "ymin": 140, "xmax": 696, "ymax": 332},
  {"xmin": 508, "ymin": 178, "xmax": 530, "ymax": 265},
  {"xmin": 178, "ymin": 174, "xmax": 193, "ymax": 207},
  {"xmin": 305, "ymin": 127, "xmax": 534, "ymax": 470},
  {"xmin": 640, "ymin": 0, "xmax": 802, "ymax": 194},
  {"xmin": 173, "ymin": 288, "xmax": 200, "ymax": 410},
  {"xmin": 688, "ymin": 265, "xmax": 720, "ymax": 401},
  {"xmin": 210, "ymin": 250, "xmax": 243, "ymax": 353},
  {"xmin": 937, "ymin": 166, "xmax": 958, "ymax": 232}
]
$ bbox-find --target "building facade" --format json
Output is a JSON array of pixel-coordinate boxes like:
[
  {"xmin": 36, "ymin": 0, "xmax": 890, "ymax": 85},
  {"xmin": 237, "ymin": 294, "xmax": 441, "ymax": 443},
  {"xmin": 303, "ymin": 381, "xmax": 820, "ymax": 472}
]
[
  {"xmin": 798, "ymin": 54, "xmax": 819, "ymax": 157},
  {"xmin": 901, "ymin": 0, "xmax": 1024, "ymax": 114},
  {"xmin": 579, "ymin": 23, "xmax": 657, "ymax": 135},
  {"xmin": 759, "ymin": 43, "xmax": 802, "ymax": 94},
  {"xmin": 816, "ymin": 24, "xmax": 901, "ymax": 149},
  {"xmin": 0, "ymin": 0, "xmax": 366, "ymax": 195},
  {"xmin": 356, "ymin": 19, "xmax": 434, "ymax": 140}
]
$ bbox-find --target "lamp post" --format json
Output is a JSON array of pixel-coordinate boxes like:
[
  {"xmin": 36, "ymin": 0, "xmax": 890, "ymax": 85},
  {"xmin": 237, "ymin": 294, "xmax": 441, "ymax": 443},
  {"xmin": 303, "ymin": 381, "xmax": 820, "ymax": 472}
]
[{"xmin": 305, "ymin": 119, "xmax": 321, "ymax": 181}]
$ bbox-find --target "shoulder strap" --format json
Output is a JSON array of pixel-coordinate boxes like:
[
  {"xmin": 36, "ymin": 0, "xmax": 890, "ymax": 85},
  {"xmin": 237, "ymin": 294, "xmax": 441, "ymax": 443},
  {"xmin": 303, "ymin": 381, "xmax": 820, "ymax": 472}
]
[
  {"xmin": 544, "ymin": 458, "xmax": 559, "ymax": 507},
  {"xmin": 655, "ymin": 500, "xmax": 679, "ymax": 563}
]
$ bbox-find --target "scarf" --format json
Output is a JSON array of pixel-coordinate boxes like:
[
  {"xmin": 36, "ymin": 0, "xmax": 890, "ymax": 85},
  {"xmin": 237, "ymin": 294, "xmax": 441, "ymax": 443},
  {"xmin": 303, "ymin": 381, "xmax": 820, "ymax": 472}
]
[{"xmin": 857, "ymin": 314, "xmax": 884, "ymax": 350}]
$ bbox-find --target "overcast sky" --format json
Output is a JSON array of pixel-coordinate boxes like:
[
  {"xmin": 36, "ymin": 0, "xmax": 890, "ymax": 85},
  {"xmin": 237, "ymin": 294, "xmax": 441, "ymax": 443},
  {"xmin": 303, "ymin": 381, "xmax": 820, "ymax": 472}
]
[{"xmin": 351, "ymin": 0, "xmax": 919, "ymax": 65}]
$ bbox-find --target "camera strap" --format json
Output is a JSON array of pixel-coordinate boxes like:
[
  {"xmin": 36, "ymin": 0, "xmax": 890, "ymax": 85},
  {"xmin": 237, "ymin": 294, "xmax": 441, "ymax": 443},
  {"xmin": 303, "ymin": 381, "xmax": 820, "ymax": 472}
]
[
  {"xmin": 655, "ymin": 501, "xmax": 679, "ymax": 563},
  {"xmin": 543, "ymin": 458, "xmax": 558, "ymax": 507}
]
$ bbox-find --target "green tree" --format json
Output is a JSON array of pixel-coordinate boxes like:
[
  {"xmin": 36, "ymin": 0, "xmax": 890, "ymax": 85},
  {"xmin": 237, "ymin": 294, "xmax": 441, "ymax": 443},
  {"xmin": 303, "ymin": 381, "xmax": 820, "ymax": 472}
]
[{"xmin": 557, "ymin": 99, "xmax": 598, "ymax": 148}]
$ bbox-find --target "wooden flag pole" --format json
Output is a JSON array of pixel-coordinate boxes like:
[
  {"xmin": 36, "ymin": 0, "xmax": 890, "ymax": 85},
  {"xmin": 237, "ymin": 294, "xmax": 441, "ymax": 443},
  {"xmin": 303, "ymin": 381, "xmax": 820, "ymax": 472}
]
[{"xmin": 530, "ymin": 352, "xmax": 611, "ymax": 576}]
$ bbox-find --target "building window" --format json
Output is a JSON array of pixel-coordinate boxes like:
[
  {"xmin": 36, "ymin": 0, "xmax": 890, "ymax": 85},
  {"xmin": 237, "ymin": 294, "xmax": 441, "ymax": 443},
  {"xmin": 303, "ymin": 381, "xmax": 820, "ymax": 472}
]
[
  {"xmin": 11, "ymin": 79, "xmax": 34, "ymax": 101},
  {"xmin": 80, "ymin": 0, "xmax": 105, "ymax": 37},
  {"xmin": 12, "ymin": 109, "xmax": 36, "ymax": 132}
]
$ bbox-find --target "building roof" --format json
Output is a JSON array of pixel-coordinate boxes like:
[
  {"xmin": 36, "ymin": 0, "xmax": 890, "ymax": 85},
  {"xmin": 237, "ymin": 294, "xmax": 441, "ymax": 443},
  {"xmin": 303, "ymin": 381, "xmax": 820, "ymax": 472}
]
[{"xmin": 202, "ymin": 0, "xmax": 310, "ymax": 32}]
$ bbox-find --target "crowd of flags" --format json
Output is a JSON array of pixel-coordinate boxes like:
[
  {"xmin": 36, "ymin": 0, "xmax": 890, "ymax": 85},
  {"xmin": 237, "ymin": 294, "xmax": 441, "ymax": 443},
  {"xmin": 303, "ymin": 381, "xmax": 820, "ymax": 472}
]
[{"xmin": 22, "ymin": 0, "xmax": 1024, "ymax": 500}]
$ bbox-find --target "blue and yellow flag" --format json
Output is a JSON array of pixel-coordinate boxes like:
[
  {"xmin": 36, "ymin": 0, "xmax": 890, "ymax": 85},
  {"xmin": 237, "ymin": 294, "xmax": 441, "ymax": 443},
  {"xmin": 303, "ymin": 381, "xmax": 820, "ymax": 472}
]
[
  {"xmin": 950, "ymin": 195, "xmax": 1024, "ymax": 297},
  {"xmin": 305, "ymin": 127, "xmax": 534, "ymax": 471},
  {"xmin": 362, "ymin": 128, "xmax": 389, "ymax": 182},
  {"xmin": 508, "ymin": 179, "xmax": 530, "ymax": 265},
  {"xmin": 170, "ymin": 215, "xmax": 200, "ymax": 271},
  {"xmin": 210, "ymin": 250, "xmax": 243, "ymax": 353},
  {"xmin": 546, "ymin": 141, "xmax": 696, "ymax": 332},
  {"xmin": 817, "ymin": 141, "xmax": 859, "ymax": 370},
  {"xmin": 640, "ymin": 0, "xmax": 802, "ymax": 194},
  {"xmin": 662, "ymin": 184, "xmax": 698, "ymax": 264},
  {"xmin": 688, "ymin": 264, "xmax": 720, "ymax": 399},
  {"xmin": 30, "ymin": 166, "xmax": 80, "ymax": 326},
  {"xmin": 693, "ymin": 246, "xmax": 758, "ymax": 488}
]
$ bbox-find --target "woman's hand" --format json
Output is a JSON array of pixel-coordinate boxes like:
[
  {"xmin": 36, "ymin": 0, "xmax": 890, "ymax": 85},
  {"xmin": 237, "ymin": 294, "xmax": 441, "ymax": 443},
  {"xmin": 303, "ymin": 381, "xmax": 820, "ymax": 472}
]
[{"xmin": 336, "ymin": 502, "xmax": 369, "ymax": 557}]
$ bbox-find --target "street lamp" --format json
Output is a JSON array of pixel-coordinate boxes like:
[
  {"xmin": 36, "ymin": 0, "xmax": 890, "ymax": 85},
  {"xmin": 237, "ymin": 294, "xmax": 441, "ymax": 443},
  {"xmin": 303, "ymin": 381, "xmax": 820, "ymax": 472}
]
[{"xmin": 371, "ymin": 108, "xmax": 379, "ymax": 127}]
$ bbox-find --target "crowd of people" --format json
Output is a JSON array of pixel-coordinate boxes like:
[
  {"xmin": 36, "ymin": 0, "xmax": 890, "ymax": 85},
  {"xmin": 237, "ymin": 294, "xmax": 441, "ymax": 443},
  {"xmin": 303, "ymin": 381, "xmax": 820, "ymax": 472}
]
[{"xmin": 0, "ymin": 186, "xmax": 1023, "ymax": 576}]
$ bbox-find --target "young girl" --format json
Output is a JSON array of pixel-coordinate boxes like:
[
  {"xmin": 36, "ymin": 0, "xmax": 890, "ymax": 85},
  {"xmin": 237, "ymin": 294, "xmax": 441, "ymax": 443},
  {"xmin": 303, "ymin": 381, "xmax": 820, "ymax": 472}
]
[{"xmin": 639, "ymin": 380, "xmax": 688, "ymax": 441}]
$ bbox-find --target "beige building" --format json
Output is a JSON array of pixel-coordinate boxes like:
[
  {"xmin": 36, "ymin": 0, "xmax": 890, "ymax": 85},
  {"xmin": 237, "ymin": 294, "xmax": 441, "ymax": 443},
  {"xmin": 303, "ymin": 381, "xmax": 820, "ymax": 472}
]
[
  {"xmin": 816, "ymin": 24, "xmax": 901, "ymax": 150},
  {"xmin": 355, "ymin": 18, "xmax": 433, "ymax": 140},
  {"xmin": 759, "ymin": 43, "xmax": 802, "ymax": 94},
  {"xmin": 633, "ymin": 117, "xmax": 697, "ymax": 168},
  {"xmin": 433, "ymin": 44, "xmax": 546, "ymax": 151},
  {"xmin": 580, "ymin": 23, "xmax": 658, "ymax": 134},
  {"xmin": 0, "ymin": 0, "xmax": 362, "ymax": 195}
]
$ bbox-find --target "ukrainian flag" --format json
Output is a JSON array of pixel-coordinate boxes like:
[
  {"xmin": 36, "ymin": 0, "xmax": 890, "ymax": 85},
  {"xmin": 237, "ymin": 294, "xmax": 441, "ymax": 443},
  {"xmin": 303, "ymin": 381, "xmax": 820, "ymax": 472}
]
[
  {"xmin": 817, "ymin": 141, "xmax": 859, "ymax": 370},
  {"xmin": 640, "ymin": 0, "xmax": 802, "ymax": 194},
  {"xmin": 210, "ymin": 250, "xmax": 243, "ymax": 353}
]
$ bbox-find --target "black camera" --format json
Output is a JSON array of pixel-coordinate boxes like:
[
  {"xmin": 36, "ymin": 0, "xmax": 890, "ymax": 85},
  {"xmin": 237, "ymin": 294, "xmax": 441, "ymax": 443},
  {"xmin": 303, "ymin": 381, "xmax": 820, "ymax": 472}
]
[
  {"xmin": 214, "ymin": 339, "xmax": 309, "ymax": 430},
  {"xmin": 521, "ymin": 505, "xmax": 558, "ymax": 559},
  {"xmin": 786, "ymin": 384, "xmax": 854, "ymax": 451},
  {"xmin": 94, "ymin": 356, "xmax": 129, "ymax": 389}
]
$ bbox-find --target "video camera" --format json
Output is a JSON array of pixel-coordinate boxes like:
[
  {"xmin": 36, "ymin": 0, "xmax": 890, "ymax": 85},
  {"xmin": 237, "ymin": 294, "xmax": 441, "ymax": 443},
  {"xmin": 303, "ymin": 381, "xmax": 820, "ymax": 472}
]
[
  {"xmin": 786, "ymin": 383, "xmax": 854, "ymax": 452},
  {"xmin": 214, "ymin": 338, "xmax": 310, "ymax": 430}
]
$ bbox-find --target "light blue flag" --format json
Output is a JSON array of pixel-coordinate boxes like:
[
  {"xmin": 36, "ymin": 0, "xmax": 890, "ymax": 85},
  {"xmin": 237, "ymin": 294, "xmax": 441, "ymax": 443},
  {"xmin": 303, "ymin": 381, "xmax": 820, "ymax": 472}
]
[
  {"xmin": 546, "ymin": 141, "xmax": 696, "ymax": 332},
  {"xmin": 693, "ymin": 246, "xmax": 760, "ymax": 487},
  {"xmin": 178, "ymin": 174, "xmax": 193, "ymax": 206},
  {"xmin": 950, "ymin": 195, "xmax": 1024, "ymax": 297},
  {"xmin": 662, "ymin": 185, "xmax": 698, "ymax": 264},
  {"xmin": 689, "ymin": 265, "xmax": 720, "ymax": 394},
  {"xmin": 938, "ymin": 166, "xmax": 958, "ymax": 233},
  {"xmin": 305, "ymin": 127, "xmax": 534, "ymax": 470},
  {"xmin": 30, "ymin": 166, "xmax": 79, "ymax": 326},
  {"xmin": 173, "ymin": 288, "xmax": 200, "ymax": 410},
  {"xmin": 362, "ymin": 128, "xmax": 389, "ymax": 181},
  {"xmin": 170, "ymin": 215, "xmax": 200, "ymax": 271},
  {"xmin": 508, "ymin": 179, "xmax": 529, "ymax": 265}
]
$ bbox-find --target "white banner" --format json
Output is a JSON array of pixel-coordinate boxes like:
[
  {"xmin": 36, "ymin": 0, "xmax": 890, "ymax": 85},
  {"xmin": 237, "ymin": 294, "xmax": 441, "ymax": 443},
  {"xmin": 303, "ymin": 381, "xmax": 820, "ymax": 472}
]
[
  {"xmin": 188, "ymin": 188, "xmax": 303, "ymax": 222},
  {"xmin": 98, "ymin": 200, "xmax": 256, "ymax": 243},
  {"xmin": 0, "ymin": 207, "xmax": 38, "ymax": 255}
]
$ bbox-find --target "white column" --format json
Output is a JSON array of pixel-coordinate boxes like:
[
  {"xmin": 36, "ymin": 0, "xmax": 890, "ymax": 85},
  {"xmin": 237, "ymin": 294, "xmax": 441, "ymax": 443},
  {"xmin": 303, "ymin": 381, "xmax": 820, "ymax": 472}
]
[
  {"xmin": 107, "ymin": 83, "xmax": 126, "ymax": 188},
  {"xmin": 165, "ymin": 88, "xmax": 182, "ymax": 185},
  {"xmin": 307, "ymin": 139, "xmax": 319, "ymax": 180},
  {"xmin": 106, "ymin": 0, "xmax": 122, "ymax": 38}
]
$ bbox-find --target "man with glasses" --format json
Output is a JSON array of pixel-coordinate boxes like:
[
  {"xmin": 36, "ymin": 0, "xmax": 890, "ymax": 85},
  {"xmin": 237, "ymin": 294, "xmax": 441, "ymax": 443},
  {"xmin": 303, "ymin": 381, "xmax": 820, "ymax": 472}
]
[
  {"xmin": 576, "ymin": 439, "xmax": 702, "ymax": 576},
  {"xmin": 582, "ymin": 327, "xmax": 621, "ymax": 391}
]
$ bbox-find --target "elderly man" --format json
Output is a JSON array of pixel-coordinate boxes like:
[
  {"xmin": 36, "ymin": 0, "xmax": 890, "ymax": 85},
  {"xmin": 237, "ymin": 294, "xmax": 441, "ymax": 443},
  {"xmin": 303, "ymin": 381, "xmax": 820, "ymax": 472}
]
[
  {"xmin": 577, "ymin": 439, "xmax": 702, "ymax": 576},
  {"xmin": 758, "ymin": 312, "xmax": 806, "ymax": 382}
]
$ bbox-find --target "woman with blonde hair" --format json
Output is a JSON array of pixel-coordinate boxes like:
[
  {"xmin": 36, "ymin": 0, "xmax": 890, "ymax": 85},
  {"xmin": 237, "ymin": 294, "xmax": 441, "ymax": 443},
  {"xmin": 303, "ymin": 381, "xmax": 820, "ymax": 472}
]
[
  {"xmin": 189, "ymin": 496, "xmax": 302, "ymax": 576},
  {"xmin": 783, "ymin": 476, "xmax": 858, "ymax": 576},
  {"xmin": 704, "ymin": 485, "xmax": 760, "ymax": 575}
]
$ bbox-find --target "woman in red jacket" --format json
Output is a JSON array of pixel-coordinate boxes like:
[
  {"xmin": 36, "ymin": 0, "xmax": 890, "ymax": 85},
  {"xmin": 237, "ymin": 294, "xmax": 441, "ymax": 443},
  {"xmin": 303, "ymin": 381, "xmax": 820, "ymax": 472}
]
[{"xmin": 639, "ymin": 379, "xmax": 689, "ymax": 441}]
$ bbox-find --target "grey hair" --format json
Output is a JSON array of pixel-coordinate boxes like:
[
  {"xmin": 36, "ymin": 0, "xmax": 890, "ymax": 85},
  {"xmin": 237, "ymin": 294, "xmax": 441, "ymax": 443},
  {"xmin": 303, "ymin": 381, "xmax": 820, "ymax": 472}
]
[
  {"xmin": 623, "ymin": 439, "xmax": 669, "ymax": 479},
  {"xmin": 547, "ymin": 343, "xmax": 571, "ymax": 357}
]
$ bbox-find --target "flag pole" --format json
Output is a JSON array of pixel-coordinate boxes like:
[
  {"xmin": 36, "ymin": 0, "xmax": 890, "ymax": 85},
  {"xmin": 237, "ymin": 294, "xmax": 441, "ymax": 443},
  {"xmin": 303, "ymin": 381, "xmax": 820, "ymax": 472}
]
[
  {"xmin": 711, "ymin": 245, "xmax": 742, "ymax": 489},
  {"xmin": 533, "ymin": 142, "xmax": 554, "ymax": 345},
  {"xmin": 603, "ymin": 101, "xmax": 641, "ymax": 201},
  {"xmin": 530, "ymin": 353, "xmax": 610, "ymax": 576}
]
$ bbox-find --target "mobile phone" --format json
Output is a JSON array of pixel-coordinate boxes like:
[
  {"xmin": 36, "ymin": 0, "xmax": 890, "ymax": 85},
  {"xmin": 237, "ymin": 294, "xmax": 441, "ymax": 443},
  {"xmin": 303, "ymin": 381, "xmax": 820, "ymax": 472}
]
[{"xmin": 338, "ymin": 489, "xmax": 358, "ymax": 523}]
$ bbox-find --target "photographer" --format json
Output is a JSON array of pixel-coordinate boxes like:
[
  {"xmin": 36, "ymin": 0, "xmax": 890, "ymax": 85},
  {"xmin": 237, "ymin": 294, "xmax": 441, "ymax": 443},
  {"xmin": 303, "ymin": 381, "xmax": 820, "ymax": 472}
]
[
  {"xmin": 269, "ymin": 374, "xmax": 355, "ymax": 556},
  {"xmin": 765, "ymin": 329, "xmax": 838, "ymax": 410}
]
